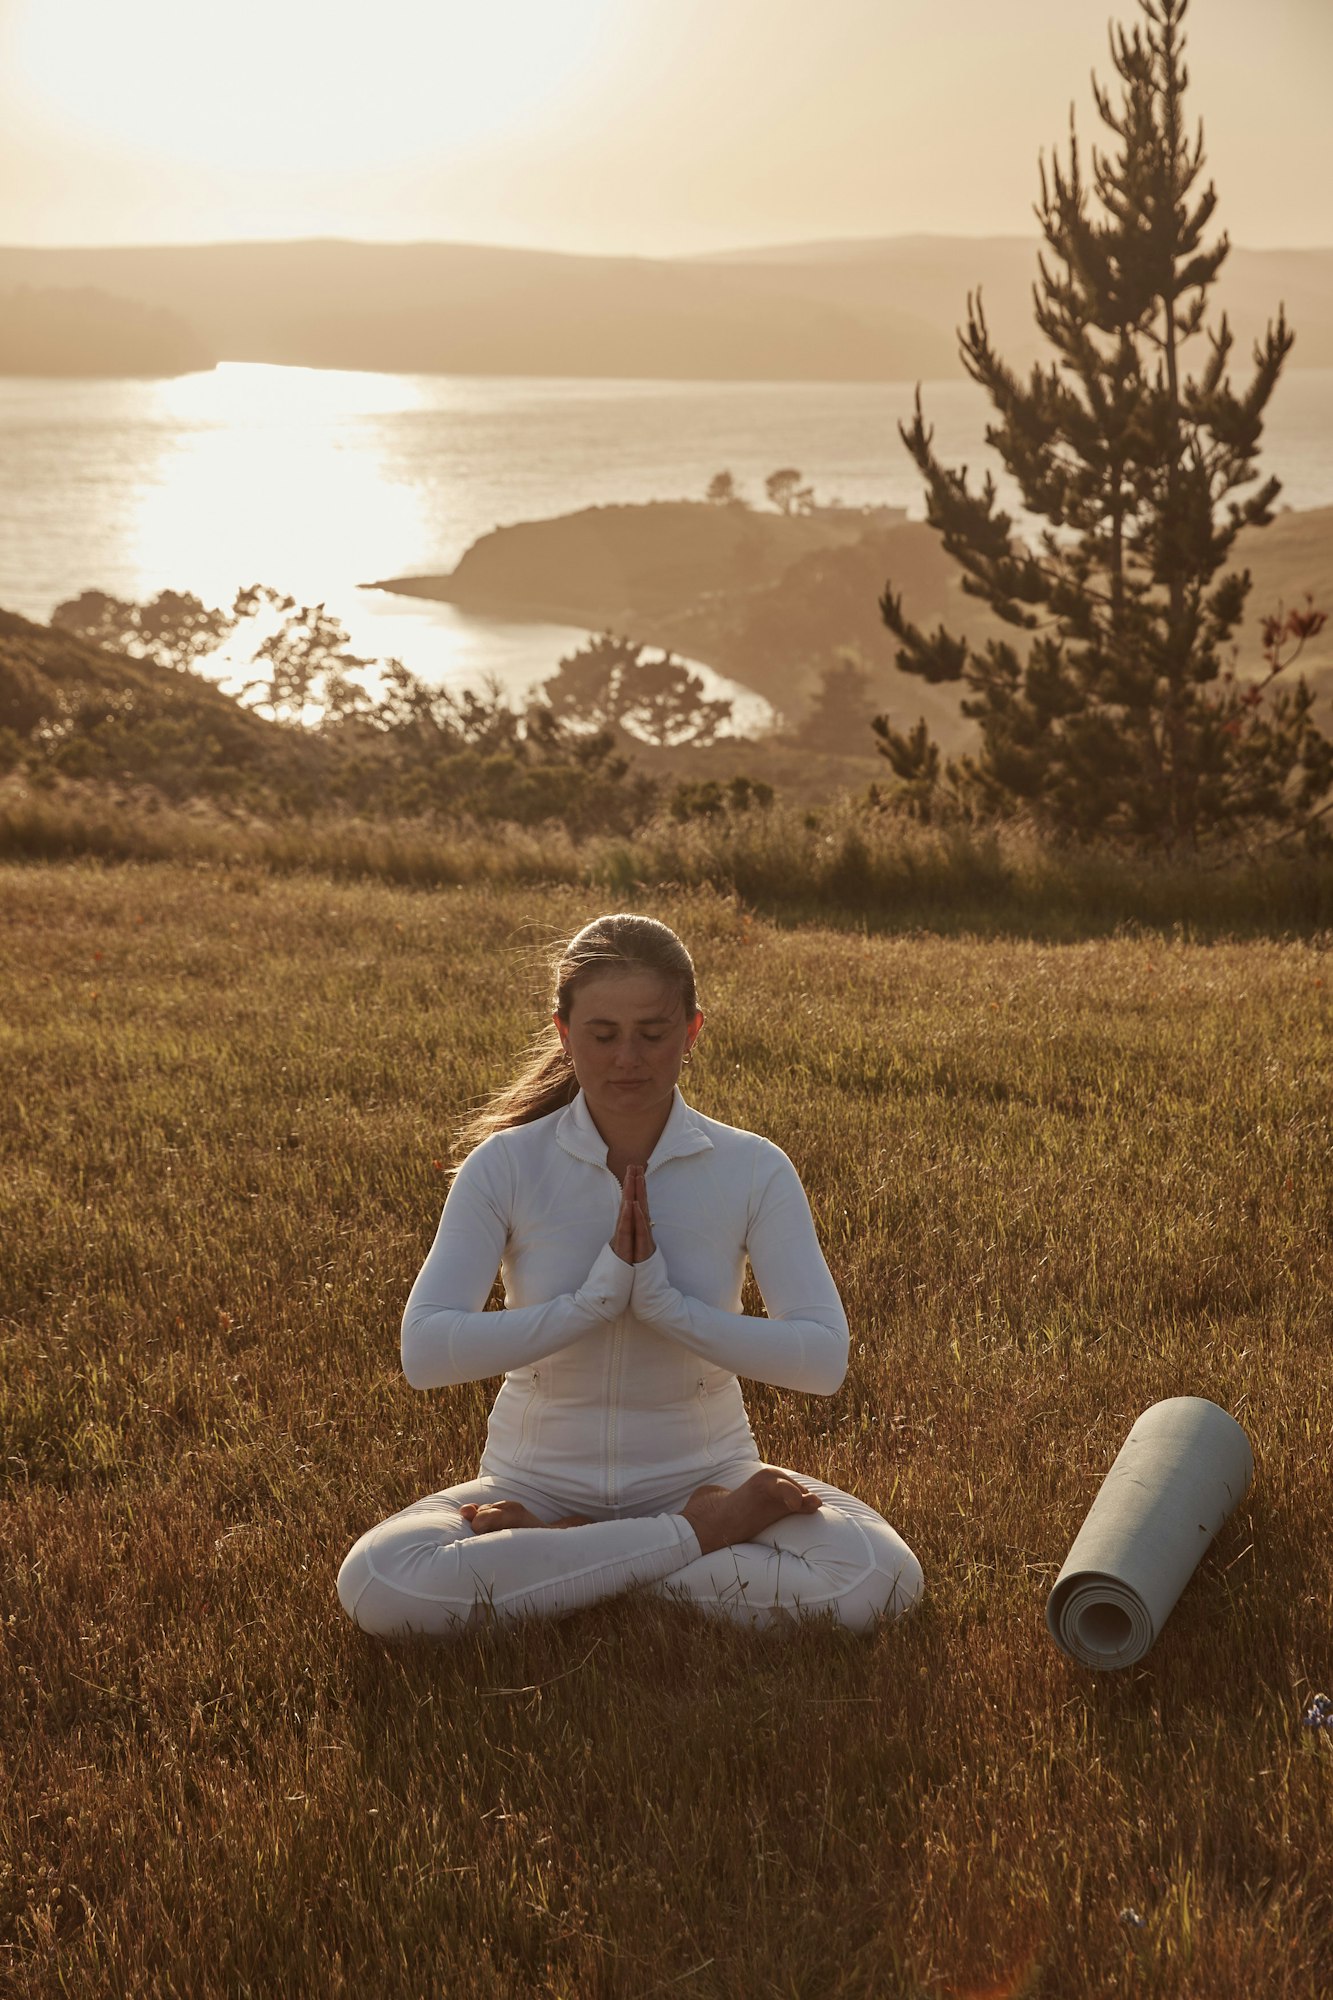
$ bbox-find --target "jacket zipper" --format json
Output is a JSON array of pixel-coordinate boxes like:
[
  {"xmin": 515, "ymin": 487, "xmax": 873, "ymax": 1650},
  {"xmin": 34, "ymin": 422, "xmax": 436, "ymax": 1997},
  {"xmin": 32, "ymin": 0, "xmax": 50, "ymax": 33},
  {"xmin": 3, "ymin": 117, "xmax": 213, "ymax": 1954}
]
[
  {"xmin": 603, "ymin": 1162, "xmax": 623, "ymax": 1505},
  {"xmin": 516, "ymin": 1369, "xmax": 541, "ymax": 1460},
  {"xmin": 607, "ymin": 1326, "xmax": 623, "ymax": 1505}
]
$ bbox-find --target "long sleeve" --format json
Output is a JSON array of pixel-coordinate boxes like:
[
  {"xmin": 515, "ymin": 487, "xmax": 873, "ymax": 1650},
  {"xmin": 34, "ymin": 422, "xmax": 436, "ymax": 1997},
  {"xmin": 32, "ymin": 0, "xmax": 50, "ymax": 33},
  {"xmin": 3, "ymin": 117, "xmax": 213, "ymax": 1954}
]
[
  {"xmin": 628, "ymin": 1142, "xmax": 849, "ymax": 1395},
  {"xmin": 400, "ymin": 1140, "xmax": 632, "ymax": 1391}
]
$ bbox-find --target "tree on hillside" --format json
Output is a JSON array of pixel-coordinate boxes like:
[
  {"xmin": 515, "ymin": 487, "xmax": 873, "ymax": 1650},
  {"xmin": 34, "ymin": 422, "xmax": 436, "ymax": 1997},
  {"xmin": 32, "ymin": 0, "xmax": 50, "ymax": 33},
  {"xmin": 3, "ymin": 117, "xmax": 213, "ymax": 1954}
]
[
  {"xmin": 233, "ymin": 587, "xmax": 375, "ymax": 723},
  {"xmin": 870, "ymin": 718, "xmax": 943, "ymax": 823},
  {"xmin": 875, "ymin": 0, "xmax": 1332, "ymax": 849},
  {"xmin": 12, "ymin": 594, "xmax": 665, "ymax": 833},
  {"xmin": 765, "ymin": 468, "xmax": 816, "ymax": 516},
  {"xmin": 623, "ymin": 654, "xmax": 735, "ymax": 748},
  {"xmin": 797, "ymin": 649, "xmax": 886, "ymax": 754},
  {"xmin": 705, "ymin": 470, "xmax": 744, "ymax": 506},
  {"xmin": 538, "ymin": 634, "xmax": 636, "ymax": 736},
  {"xmin": 538, "ymin": 633, "xmax": 734, "ymax": 746}
]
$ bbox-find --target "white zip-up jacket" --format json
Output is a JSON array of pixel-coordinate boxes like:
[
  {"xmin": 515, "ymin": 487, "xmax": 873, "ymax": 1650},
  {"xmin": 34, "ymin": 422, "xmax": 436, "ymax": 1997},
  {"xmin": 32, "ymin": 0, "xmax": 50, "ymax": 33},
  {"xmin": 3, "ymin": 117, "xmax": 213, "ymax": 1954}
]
[{"xmin": 401, "ymin": 1088, "xmax": 850, "ymax": 1512}]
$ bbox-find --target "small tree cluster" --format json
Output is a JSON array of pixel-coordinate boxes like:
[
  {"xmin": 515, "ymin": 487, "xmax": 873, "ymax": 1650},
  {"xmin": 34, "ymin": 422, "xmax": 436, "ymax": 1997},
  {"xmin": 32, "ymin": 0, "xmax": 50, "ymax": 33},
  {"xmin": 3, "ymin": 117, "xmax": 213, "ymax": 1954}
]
[
  {"xmin": 52, "ymin": 583, "xmax": 377, "ymax": 723},
  {"xmin": 707, "ymin": 468, "xmax": 823, "ymax": 513},
  {"xmin": 765, "ymin": 468, "xmax": 817, "ymax": 516},
  {"xmin": 51, "ymin": 588, "xmax": 235, "ymax": 674}
]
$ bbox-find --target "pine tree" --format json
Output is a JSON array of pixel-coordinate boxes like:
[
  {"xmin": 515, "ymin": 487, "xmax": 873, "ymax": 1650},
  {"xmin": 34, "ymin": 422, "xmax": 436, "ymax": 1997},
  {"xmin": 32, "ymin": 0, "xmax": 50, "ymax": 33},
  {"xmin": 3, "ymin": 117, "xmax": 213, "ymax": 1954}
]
[{"xmin": 875, "ymin": 0, "xmax": 1331, "ymax": 850}]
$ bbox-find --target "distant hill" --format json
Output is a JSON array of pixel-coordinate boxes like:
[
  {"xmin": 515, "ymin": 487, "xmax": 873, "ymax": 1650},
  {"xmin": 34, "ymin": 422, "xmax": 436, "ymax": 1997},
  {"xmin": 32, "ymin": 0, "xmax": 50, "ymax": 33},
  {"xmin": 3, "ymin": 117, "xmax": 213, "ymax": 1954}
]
[
  {"xmin": 0, "ymin": 285, "xmax": 214, "ymax": 377},
  {"xmin": 0, "ymin": 235, "xmax": 1327, "ymax": 382},
  {"xmin": 0, "ymin": 240, "xmax": 951, "ymax": 382},
  {"xmin": 690, "ymin": 235, "xmax": 1333, "ymax": 375}
]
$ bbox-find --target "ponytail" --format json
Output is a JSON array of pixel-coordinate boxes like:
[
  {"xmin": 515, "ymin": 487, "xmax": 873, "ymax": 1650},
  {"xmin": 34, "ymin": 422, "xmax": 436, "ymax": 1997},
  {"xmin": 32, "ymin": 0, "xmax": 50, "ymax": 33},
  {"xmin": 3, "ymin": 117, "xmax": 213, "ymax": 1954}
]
[{"xmin": 454, "ymin": 1037, "xmax": 579, "ymax": 1158}]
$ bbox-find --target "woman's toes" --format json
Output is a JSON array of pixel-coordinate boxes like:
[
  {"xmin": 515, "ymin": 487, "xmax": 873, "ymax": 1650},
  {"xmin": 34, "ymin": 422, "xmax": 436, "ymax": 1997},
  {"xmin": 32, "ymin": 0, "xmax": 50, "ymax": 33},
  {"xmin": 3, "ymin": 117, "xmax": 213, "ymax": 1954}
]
[{"xmin": 749, "ymin": 1467, "xmax": 820, "ymax": 1514}]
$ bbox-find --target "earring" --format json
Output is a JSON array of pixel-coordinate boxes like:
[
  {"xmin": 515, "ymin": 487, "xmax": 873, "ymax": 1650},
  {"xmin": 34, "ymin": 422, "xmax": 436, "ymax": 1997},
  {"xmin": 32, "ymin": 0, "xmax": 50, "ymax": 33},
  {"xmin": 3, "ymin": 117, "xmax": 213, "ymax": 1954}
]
[{"xmin": 682, "ymin": 1045, "xmax": 695, "ymax": 1067}]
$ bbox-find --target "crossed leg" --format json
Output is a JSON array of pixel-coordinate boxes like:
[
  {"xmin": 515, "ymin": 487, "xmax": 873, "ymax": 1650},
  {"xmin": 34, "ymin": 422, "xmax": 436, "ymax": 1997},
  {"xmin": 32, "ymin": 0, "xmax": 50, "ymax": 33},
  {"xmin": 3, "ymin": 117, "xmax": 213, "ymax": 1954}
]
[
  {"xmin": 645, "ymin": 1469, "xmax": 923, "ymax": 1633},
  {"xmin": 459, "ymin": 1465, "xmax": 820, "ymax": 1549},
  {"xmin": 337, "ymin": 1464, "xmax": 922, "ymax": 1641}
]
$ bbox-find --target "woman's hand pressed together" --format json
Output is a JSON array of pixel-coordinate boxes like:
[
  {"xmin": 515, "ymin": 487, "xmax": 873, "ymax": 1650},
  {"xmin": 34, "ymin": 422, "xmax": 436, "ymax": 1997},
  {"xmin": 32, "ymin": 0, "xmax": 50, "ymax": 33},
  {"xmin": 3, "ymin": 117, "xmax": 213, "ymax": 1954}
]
[{"xmin": 611, "ymin": 1163, "xmax": 656, "ymax": 1265}]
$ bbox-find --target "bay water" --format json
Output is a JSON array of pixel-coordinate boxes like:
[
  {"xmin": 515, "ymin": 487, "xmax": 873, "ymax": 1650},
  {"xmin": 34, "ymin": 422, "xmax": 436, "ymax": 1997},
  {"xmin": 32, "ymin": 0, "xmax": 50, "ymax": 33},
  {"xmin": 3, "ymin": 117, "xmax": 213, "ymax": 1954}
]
[{"xmin": 2, "ymin": 363, "xmax": 1330, "ymax": 730}]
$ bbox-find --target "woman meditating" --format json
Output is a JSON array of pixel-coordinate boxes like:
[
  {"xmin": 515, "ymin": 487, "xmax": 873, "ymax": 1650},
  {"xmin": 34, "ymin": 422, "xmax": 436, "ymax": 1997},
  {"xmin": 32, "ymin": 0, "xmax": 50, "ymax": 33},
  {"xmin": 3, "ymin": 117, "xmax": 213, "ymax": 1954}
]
[{"xmin": 337, "ymin": 913, "xmax": 923, "ymax": 1638}]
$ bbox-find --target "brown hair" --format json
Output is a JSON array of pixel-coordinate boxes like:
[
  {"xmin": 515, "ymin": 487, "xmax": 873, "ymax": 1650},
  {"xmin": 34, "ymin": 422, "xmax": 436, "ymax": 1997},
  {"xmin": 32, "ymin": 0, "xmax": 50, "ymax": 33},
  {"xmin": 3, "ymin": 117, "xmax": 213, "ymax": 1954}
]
[{"xmin": 455, "ymin": 913, "xmax": 699, "ymax": 1158}]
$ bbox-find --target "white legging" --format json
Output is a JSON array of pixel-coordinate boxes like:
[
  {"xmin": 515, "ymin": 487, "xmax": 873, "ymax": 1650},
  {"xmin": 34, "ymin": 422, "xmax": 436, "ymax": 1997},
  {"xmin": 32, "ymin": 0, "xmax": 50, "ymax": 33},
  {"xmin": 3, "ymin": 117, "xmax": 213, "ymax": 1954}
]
[{"xmin": 337, "ymin": 1463, "xmax": 923, "ymax": 1640}]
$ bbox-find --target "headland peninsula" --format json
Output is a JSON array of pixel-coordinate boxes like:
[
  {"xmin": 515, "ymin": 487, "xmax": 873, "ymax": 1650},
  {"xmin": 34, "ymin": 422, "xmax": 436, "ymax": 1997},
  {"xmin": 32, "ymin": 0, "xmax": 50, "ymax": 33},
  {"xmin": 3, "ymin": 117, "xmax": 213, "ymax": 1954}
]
[{"xmin": 368, "ymin": 497, "xmax": 1333, "ymax": 737}]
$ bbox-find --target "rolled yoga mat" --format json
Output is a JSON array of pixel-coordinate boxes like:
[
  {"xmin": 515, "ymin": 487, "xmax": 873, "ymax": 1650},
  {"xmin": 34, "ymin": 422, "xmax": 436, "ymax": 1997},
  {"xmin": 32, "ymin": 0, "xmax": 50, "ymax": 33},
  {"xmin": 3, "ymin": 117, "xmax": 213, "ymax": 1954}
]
[{"xmin": 1046, "ymin": 1396, "xmax": 1254, "ymax": 1671}]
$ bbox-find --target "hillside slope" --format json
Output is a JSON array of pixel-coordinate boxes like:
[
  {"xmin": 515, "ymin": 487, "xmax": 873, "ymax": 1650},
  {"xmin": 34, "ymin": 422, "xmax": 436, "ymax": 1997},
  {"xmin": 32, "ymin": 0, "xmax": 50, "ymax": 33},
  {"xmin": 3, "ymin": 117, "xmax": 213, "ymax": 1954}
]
[
  {"xmin": 0, "ymin": 609, "xmax": 263, "ymax": 734},
  {"xmin": 0, "ymin": 607, "xmax": 290, "ymax": 793}
]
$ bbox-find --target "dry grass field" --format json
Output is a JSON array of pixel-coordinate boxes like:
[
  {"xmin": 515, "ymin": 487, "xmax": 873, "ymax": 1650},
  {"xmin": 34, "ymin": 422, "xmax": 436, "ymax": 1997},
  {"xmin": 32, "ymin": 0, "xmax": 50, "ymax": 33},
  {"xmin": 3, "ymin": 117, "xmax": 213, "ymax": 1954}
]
[
  {"xmin": 5, "ymin": 787, "xmax": 1333, "ymax": 943},
  {"xmin": 2, "ymin": 860, "xmax": 1330, "ymax": 1997}
]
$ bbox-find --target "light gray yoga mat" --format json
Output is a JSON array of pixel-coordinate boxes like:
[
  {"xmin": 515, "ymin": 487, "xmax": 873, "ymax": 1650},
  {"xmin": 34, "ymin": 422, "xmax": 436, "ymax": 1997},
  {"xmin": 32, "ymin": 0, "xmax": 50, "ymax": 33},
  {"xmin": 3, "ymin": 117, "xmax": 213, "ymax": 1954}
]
[{"xmin": 1046, "ymin": 1396, "xmax": 1254, "ymax": 1671}]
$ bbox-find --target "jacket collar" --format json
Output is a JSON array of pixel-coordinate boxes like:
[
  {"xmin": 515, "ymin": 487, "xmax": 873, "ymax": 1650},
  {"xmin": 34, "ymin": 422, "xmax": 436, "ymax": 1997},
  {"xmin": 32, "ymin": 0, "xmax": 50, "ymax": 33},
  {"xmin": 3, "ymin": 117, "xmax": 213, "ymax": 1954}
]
[{"xmin": 555, "ymin": 1086, "xmax": 714, "ymax": 1171}]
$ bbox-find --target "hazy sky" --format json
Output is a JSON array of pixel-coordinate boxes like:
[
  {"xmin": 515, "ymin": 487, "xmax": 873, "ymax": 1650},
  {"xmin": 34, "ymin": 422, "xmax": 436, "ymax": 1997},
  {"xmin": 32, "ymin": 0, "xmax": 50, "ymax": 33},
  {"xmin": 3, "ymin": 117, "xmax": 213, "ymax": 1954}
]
[{"xmin": 2, "ymin": 0, "xmax": 1329, "ymax": 254}]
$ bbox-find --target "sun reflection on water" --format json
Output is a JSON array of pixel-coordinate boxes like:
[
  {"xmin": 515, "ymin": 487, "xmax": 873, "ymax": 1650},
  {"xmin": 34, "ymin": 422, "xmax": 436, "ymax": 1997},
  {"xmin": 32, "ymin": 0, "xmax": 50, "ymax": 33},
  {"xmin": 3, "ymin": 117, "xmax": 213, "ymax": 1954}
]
[
  {"xmin": 130, "ymin": 364, "xmax": 432, "ymax": 608},
  {"xmin": 150, "ymin": 363, "xmax": 433, "ymax": 427}
]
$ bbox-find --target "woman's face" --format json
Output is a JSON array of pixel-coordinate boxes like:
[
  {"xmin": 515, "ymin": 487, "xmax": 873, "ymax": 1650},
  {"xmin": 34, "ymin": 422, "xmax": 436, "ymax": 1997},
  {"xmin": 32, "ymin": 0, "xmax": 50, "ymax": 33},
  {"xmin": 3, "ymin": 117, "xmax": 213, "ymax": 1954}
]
[{"xmin": 556, "ymin": 969, "xmax": 702, "ymax": 1123}]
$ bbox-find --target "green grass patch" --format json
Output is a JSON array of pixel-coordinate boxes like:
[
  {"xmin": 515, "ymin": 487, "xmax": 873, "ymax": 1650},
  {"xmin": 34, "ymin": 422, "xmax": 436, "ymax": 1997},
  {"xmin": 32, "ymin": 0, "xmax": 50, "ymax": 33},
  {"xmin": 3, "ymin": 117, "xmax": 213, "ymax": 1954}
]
[{"xmin": 2, "ymin": 863, "xmax": 1331, "ymax": 1996}]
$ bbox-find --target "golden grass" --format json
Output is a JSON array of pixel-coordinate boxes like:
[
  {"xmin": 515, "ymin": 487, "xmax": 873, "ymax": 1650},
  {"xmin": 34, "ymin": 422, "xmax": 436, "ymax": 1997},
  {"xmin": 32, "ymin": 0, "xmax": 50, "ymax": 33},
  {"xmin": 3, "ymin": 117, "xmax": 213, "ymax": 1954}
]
[
  {"xmin": 2, "ymin": 862, "xmax": 1331, "ymax": 1997},
  {"xmin": 4, "ymin": 784, "xmax": 1333, "ymax": 941}
]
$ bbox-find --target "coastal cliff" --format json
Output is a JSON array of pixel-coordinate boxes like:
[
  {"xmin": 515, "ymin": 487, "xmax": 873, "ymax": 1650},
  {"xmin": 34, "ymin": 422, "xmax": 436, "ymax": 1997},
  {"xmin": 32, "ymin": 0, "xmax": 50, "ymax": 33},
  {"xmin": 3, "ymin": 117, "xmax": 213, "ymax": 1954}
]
[
  {"xmin": 371, "ymin": 498, "xmax": 1333, "ymax": 739},
  {"xmin": 370, "ymin": 499, "xmax": 976, "ymax": 737},
  {"xmin": 376, "ymin": 501, "xmax": 901, "ymax": 621}
]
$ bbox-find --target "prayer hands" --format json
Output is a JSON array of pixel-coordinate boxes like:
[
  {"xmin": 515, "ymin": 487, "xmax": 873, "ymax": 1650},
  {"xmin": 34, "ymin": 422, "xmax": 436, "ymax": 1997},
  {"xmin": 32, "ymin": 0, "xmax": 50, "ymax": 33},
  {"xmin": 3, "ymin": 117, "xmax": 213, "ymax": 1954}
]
[{"xmin": 611, "ymin": 1164, "xmax": 656, "ymax": 1265}]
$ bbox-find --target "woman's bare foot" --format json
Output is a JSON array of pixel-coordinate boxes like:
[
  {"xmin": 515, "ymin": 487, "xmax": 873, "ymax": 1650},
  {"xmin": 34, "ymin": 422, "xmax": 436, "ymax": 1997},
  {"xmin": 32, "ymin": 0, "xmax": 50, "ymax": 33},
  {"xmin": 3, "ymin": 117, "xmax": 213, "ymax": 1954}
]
[
  {"xmin": 681, "ymin": 1467, "xmax": 822, "ymax": 1556},
  {"xmin": 461, "ymin": 1500, "xmax": 590, "ymax": 1534}
]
